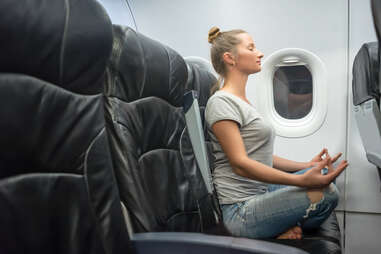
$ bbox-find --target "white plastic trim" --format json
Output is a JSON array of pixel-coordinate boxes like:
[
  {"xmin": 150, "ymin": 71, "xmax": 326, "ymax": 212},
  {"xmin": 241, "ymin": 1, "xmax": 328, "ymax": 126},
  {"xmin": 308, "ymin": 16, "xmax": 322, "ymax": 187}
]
[{"xmin": 255, "ymin": 48, "xmax": 327, "ymax": 138}]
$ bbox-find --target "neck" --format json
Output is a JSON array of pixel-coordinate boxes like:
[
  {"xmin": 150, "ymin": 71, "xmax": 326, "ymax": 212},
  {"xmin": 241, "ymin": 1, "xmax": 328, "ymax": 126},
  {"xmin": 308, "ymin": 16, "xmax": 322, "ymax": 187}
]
[{"xmin": 221, "ymin": 70, "xmax": 248, "ymax": 98}]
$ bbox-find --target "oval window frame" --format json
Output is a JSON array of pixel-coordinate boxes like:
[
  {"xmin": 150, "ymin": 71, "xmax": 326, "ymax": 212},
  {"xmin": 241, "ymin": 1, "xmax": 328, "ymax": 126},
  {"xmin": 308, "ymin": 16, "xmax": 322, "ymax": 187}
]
[{"xmin": 255, "ymin": 48, "xmax": 327, "ymax": 138}]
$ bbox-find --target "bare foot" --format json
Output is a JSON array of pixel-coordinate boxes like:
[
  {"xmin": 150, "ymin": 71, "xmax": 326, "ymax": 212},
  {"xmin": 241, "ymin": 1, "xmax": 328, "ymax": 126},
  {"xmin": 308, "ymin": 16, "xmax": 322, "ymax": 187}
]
[{"xmin": 277, "ymin": 226, "xmax": 303, "ymax": 240}]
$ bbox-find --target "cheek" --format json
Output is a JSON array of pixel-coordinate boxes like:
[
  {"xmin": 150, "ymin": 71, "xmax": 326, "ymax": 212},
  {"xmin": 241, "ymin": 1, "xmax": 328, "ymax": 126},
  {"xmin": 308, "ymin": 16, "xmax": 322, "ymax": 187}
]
[
  {"xmin": 240, "ymin": 54, "xmax": 257, "ymax": 67},
  {"xmin": 237, "ymin": 54, "xmax": 261, "ymax": 73}
]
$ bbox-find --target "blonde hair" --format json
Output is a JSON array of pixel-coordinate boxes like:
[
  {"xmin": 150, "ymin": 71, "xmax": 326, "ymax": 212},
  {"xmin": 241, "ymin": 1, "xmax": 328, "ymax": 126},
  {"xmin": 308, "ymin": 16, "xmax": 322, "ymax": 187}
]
[{"xmin": 208, "ymin": 26, "xmax": 246, "ymax": 94}]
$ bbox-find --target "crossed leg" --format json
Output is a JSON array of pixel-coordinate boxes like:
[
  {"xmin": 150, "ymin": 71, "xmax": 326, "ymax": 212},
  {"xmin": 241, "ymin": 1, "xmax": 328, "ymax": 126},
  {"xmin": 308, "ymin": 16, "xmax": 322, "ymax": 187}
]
[{"xmin": 276, "ymin": 189, "xmax": 324, "ymax": 239}]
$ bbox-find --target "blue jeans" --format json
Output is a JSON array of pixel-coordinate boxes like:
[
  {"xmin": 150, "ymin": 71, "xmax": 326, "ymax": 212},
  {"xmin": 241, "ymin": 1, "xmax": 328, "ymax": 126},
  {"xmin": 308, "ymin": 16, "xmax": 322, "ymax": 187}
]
[{"xmin": 220, "ymin": 168, "xmax": 339, "ymax": 239}]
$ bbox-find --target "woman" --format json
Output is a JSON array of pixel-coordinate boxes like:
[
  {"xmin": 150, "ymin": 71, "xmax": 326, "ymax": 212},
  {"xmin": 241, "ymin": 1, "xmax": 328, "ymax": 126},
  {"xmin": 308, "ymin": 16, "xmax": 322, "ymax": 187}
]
[{"xmin": 205, "ymin": 27, "xmax": 348, "ymax": 239}]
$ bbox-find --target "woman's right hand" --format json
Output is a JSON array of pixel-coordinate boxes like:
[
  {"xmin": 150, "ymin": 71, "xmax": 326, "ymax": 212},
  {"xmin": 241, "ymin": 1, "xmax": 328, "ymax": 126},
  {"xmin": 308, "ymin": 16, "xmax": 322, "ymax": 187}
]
[{"xmin": 300, "ymin": 157, "xmax": 348, "ymax": 188}]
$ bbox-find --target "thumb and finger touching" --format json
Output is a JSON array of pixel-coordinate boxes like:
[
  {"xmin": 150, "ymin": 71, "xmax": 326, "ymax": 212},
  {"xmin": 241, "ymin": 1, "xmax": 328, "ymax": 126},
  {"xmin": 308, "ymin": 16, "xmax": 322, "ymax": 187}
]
[{"xmin": 307, "ymin": 157, "xmax": 348, "ymax": 187}]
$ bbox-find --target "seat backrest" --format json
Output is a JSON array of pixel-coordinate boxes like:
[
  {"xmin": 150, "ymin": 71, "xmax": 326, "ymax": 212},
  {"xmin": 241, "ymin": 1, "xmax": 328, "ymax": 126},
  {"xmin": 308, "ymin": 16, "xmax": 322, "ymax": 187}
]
[
  {"xmin": 104, "ymin": 25, "xmax": 222, "ymax": 234},
  {"xmin": 353, "ymin": 42, "xmax": 379, "ymax": 106},
  {"xmin": 0, "ymin": 1, "xmax": 129, "ymax": 253},
  {"xmin": 372, "ymin": 0, "xmax": 381, "ymax": 109},
  {"xmin": 0, "ymin": 0, "xmax": 112, "ymax": 95},
  {"xmin": 353, "ymin": 0, "xmax": 381, "ymax": 170},
  {"xmin": 353, "ymin": 42, "xmax": 381, "ymax": 168}
]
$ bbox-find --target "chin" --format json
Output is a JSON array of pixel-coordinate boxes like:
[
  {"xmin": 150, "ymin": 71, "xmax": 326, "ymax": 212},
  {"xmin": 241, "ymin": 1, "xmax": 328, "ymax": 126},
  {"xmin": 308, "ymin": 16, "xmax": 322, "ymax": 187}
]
[
  {"xmin": 246, "ymin": 67, "xmax": 262, "ymax": 75},
  {"xmin": 252, "ymin": 68, "xmax": 261, "ymax": 74}
]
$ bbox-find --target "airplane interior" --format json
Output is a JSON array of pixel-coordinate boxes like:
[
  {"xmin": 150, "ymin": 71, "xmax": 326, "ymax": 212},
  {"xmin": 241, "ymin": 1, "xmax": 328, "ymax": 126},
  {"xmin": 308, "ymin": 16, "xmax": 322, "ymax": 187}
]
[{"xmin": 1, "ymin": 0, "xmax": 381, "ymax": 253}]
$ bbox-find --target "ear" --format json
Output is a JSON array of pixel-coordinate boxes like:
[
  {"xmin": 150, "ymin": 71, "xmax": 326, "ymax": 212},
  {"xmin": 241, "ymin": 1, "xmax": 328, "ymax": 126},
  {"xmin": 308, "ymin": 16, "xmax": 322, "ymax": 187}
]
[{"xmin": 222, "ymin": 52, "xmax": 235, "ymax": 66}]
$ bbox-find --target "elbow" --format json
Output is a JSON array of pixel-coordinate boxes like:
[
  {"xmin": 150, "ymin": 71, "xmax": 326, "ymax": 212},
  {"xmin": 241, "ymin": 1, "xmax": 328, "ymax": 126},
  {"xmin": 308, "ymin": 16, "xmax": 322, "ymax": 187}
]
[
  {"xmin": 233, "ymin": 167, "xmax": 248, "ymax": 177},
  {"xmin": 230, "ymin": 157, "xmax": 249, "ymax": 177}
]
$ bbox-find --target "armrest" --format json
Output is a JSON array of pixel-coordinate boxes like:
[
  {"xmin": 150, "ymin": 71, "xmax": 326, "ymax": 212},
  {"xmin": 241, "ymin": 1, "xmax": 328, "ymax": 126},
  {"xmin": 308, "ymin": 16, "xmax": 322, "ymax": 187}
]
[
  {"xmin": 131, "ymin": 232, "xmax": 308, "ymax": 254},
  {"xmin": 354, "ymin": 99, "xmax": 381, "ymax": 167},
  {"xmin": 354, "ymin": 99, "xmax": 381, "ymax": 184}
]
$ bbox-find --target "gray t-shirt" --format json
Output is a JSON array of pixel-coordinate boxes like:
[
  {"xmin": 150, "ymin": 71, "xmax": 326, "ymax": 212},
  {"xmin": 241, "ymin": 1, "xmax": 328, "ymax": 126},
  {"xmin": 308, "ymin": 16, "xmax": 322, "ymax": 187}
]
[{"xmin": 205, "ymin": 90, "xmax": 275, "ymax": 204}]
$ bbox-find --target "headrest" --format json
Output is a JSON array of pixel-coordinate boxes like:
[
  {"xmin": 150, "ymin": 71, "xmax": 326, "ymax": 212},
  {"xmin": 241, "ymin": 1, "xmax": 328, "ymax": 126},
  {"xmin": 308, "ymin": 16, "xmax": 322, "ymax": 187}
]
[
  {"xmin": 0, "ymin": 0, "xmax": 113, "ymax": 94},
  {"xmin": 107, "ymin": 26, "xmax": 216, "ymax": 107},
  {"xmin": 352, "ymin": 42, "xmax": 379, "ymax": 106},
  {"xmin": 372, "ymin": 0, "xmax": 381, "ymax": 42},
  {"xmin": 106, "ymin": 25, "xmax": 188, "ymax": 106},
  {"xmin": 185, "ymin": 59, "xmax": 217, "ymax": 107},
  {"xmin": 371, "ymin": 0, "xmax": 381, "ymax": 96}
]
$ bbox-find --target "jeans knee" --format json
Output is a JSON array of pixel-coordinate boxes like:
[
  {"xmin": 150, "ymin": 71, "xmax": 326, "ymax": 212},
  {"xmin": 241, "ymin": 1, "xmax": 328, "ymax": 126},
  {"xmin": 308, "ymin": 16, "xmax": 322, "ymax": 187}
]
[
  {"xmin": 306, "ymin": 191, "xmax": 323, "ymax": 205},
  {"xmin": 302, "ymin": 184, "xmax": 339, "ymax": 228},
  {"xmin": 323, "ymin": 183, "xmax": 339, "ymax": 208}
]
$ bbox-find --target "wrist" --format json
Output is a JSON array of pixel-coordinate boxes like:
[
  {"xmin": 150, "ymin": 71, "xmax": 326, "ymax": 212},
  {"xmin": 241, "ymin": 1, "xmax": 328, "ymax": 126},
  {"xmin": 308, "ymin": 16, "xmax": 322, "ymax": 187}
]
[
  {"xmin": 289, "ymin": 173, "xmax": 305, "ymax": 187},
  {"xmin": 306, "ymin": 161, "xmax": 315, "ymax": 168}
]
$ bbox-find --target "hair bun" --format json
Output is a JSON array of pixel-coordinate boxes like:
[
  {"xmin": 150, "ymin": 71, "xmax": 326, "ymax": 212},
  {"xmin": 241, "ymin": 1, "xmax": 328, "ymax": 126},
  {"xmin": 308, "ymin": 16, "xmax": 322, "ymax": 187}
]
[{"xmin": 208, "ymin": 26, "xmax": 221, "ymax": 44}]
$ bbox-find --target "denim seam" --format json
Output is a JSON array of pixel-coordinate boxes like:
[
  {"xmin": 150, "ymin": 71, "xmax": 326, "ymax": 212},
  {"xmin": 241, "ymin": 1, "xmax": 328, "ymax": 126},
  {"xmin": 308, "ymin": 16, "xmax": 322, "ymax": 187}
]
[{"xmin": 234, "ymin": 202, "xmax": 246, "ymax": 223}]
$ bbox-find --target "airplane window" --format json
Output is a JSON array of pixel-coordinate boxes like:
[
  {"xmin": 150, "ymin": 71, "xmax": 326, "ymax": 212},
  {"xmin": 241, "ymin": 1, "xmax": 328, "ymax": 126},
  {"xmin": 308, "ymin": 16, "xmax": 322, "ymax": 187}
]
[{"xmin": 273, "ymin": 65, "xmax": 313, "ymax": 119}]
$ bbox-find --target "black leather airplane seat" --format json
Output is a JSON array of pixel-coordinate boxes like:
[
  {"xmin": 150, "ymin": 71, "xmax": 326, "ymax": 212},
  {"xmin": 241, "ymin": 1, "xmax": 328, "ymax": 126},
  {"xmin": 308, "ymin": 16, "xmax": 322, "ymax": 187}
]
[
  {"xmin": 353, "ymin": 42, "xmax": 379, "ymax": 106},
  {"xmin": 0, "ymin": 0, "xmax": 339, "ymax": 253},
  {"xmin": 0, "ymin": 80, "xmax": 130, "ymax": 253},
  {"xmin": 372, "ymin": 0, "xmax": 381, "ymax": 82},
  {"xmin": 353, "ymin": 0, "xmax": 381, "ymax": 178},
  {"xmin": 0, "ymin": 0, "xmax": 112, "ymax": 95},
  {"xmin": 104, "ymin": 25, "xmax": 222, "ymax": 234},
  {"xmin": 352, "ymin": 0, "xmax": 381, "ymax": 182},
  {"xmin": 352, "ymin": 42, "xmax": 381, "ymax": 172},
  {"xmin": 0, "ymin": 0, "xmax": 130, "ymax": 253}
]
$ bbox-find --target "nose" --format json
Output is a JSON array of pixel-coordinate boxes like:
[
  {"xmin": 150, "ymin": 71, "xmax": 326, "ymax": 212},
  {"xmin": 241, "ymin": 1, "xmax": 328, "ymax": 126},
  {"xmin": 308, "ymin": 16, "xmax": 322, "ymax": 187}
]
[{"xmin": 258, "ymin": 50, "xmax": 264, "ymax": 58}]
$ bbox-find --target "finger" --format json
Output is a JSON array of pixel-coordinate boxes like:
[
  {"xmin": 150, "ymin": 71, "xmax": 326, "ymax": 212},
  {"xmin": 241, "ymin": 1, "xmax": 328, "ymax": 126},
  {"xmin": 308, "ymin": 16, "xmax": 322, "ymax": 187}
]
[
  {"xmin": 326, "ymin": 156, "xmax": 334, "ymax": 173},
  {"xmin": 336, "ymin": 160, "xmax": 347, "ymax": 168},
  {"xmin": 314, "ymin": 157, "xmax": 329, "ymax": 170},
  {"xmin": 327, "ymin": 155, "xmax": 333, "ymax": 166},
  {"xmin": 328, "ymin": 161, "xmax": 348, "ymax": 180},
  {"xmin": 324, "ymin": 161, "xmax": 345, "ymax": 182},
  {"xmin": 318, "ymin": 148, "xmax": 327, "ymax": 158},
  {"xmin": 332, "ymin": 152, "xmax": 342, "ymax": 163}
]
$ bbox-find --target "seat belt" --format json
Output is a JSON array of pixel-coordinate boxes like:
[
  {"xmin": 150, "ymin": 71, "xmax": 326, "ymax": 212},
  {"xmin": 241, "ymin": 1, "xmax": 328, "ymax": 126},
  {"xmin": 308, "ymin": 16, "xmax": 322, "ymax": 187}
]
[
  {"xmin": 183, "ymin": 90, "xmax": 213, "ymax": 194},
  {"xmin": 183, "ymin": 91, "xmax": 231, "ymax": 234}
]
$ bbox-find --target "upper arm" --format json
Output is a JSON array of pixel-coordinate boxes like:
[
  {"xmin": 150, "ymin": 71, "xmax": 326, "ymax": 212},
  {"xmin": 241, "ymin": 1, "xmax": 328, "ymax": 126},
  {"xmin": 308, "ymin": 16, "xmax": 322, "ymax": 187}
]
[{"xmin": 211, "ymin": 120, "xmax": 248, "ymax": 170}]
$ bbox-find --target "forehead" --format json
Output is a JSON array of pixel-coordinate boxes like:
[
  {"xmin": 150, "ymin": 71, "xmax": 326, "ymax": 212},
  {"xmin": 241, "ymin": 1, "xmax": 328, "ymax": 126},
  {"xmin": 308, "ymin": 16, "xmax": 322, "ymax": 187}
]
[{"xmin": 236, "ymin": 33, "xmax": 255, "ymax": 46}]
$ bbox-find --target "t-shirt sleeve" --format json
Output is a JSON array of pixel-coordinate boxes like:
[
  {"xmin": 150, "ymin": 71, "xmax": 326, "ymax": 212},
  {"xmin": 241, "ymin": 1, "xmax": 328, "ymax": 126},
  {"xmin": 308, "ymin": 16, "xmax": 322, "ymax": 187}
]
[{"xmin": 205, "ymin": 96, "xmax": 243, "ymax": 128}]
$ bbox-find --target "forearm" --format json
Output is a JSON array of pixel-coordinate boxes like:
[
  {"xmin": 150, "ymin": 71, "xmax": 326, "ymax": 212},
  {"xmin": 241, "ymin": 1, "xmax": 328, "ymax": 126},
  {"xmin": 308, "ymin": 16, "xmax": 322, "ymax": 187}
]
[
  {"xmin": 233, "ymin": 157, "xmax": 304, "ymax": 187},
  {"xmin": 273, "ymin": 155, "xmax": 311, "ymax": 172}
]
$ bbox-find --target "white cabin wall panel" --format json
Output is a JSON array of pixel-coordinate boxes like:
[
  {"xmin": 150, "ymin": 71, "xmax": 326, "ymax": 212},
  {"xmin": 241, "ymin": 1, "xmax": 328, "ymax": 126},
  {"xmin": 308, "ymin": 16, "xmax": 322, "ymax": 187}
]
[
  {"xmin": 248, "ymin": 1, "xmax": 348, "ymax": 210},
  {"xmin": 97, "ymin": 0, "xmax": 136, "ymax": 28},
  {"xmin": 130, "ymin": 0, "xmax": 348, "ymax": 209},
  {"xmin": 345, "ymin": 213, "xmax": 381, "ymax": 254},
  {"xmin": 347, "ymin": 0, "xmax": 381, "ymax": 213},
  {"xmin": 130, "ymin": 0, "xmax": 346, "ymax": 60}
]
